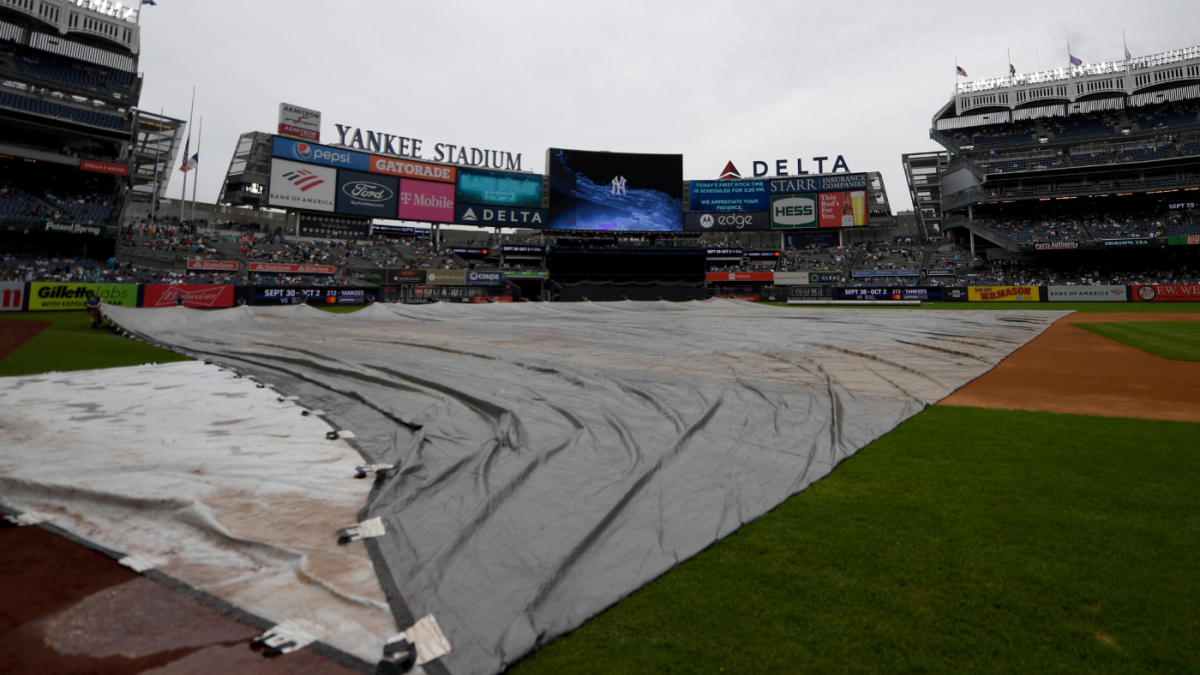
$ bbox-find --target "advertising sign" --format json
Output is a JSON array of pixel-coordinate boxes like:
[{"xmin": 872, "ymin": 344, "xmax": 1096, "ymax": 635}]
[
  {"xmin": 706, "ymin": 271, "xmax": 774, "ymax": 283},
  {"xmin": 0, "ymin": 282, "xmax": 25, "ymax": 311},
  {"xmin": 466, "ymin": 270, "xmax": 505, "ymax": 286},
  {"xmin": 1101, "ymin": 238, "xmax": 1154, "ymax": 247},
  {"xmin": 817, "ymin": 191, "xmax": 868, "ymax": 227},
  {"xmin": 187, "ymin": 260, "xmax": 239, "ymax": 272},
  {"xmin": 278, "ymin": 102, "xmax": 321, "ymax": 142},
  {"xmin": 39, "ymin": 221, "xmax": 106, "ymax": 236},
  {"xmin": 1034, "ymin": 241, "xmax": 1079, "ymax": 250},
  {"xmin": 851, "ymin": 269, "xmax": 920, "ymax": 278},
  {"xmin": 399, "ymin": 179, "xmax": 455, "ymax": 222},
  {"xmin": 808, "ymin": 272, "xmax": 843, "ymax": 284},
  {"xmin": 1131, "ymin": 284, "xmax": 1200, "ymax": 302},
  {"xmin": 925, "ymin": 268, "xmax": 956, "ymax": 277},
  {"xmin": 299, "ymin": 213, "xmax": 372, "ymax": 239},
  {"xmin": 834, "ymin": 287, "xmax": 952, "ymax": 301},
  {"xmin": 502, "ymin": 245, "xmax": 543, "ymax": 254},
  {"xmin": 770, "ymin": 173, "xmax": 869, "ymax": 194},
  {"xmin": 770, "ymin": 194, "xmax": 817, "ymax": 229},
  {"xmin": 79, "ymin": 159, "xmax": 128, "ymax": 176},
  {"xmin": 774, "ymin": 272, "xmax": 810, "ymax": 285},
  {"xmin": 272, "ymin": 136, "xmax": 369, "ymax": 171},
  {"xmin": 425, "ymin": 269, "xmax": 468, "ymax": 285},
  {"xmin": 684, "ymin": 211, "xmax": 770, "ymax": 232},
  {"xmin": 1167, "ymin": 235, "xmax": 1200, "ymax": 246},
  {"xmin": 455, "ymin": 203, "xmax": 547, "ymax": 228},
  {"xmin": 143, "ymin": 284, "xmax": 235, "ymax": 308},
  {"xmin": 387, "ymin": 269, "xmax": 427, "ymax": 284},
  {"xmin": 248, "ymin": 262, "xmax": 336, "ymax": 275},
  {"xmin": 255, "ymin": 287, "xmax": 376, "ymax": 306},
  {"xmin": 456, "ymin": 168, "xmax": 543, "ymax": 208},
  {"xmin": 548, "ymin": 148, "xmax": 684, "ymax": 232},
  {"xmin": 1046, "ymin": 285, "xmax": 1128, "ymax": 302},
  {"xmin": 371, "ymin": 156, "xmax": 456, "ymax": 183},
  {"xmin": 504, "ymin": 270, "xmax": 550, "ymax": 278},
  {"xmin": 373, "ymin": 224, "xmax": 430, "ymax": 237},
  {"xmin": 688, "ymin": 180, "xmax": 770, "ymax": 212},
  {"xmin": 268, "ymin": 159, "xmax": 336, "ymax": 212},
  {"xmin": 334, "ymin": 170, "xmax": 398, "ymax": 219},
  {"xmin": 967, "ymin": 286, "xmax": 1041, "ymax": 302},
  {"xmin": 28, "ymin": 283, "xmax": 137, "ymax": 311}
]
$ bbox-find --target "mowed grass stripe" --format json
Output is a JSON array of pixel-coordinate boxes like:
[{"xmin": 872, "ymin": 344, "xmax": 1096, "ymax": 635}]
[
  {"xmin": 1075, "ymin": 321, "xmax": 1200, "ymax": 362},
  {"xmin": 0, "ymin": 311, "xmax": 191, "ymax": 377},
  {"xmin": 511, "ymin": 406, "xmax": 1200, "ymax": 675}
]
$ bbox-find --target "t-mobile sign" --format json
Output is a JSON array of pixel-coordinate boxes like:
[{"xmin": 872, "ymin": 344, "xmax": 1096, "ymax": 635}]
[{"xmin": 399, "ymin": 178, "xmax": 455, "ymax": 223}]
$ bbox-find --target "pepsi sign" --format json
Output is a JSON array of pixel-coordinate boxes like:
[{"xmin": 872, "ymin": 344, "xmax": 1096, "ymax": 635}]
[
  {"xmin": 336, "ymin": 170, "xmax": 398, "ymax": 217},
  {"xmin": 273, "ymin": 136, "xmax": 370, "ymax": 171}
]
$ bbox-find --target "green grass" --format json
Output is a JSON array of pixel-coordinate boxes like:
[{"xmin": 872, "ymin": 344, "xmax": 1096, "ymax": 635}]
[
  {"xmin": 1075, "ymin": 321, "xmax": 1200, "ymax": 362},
  {"xmin": 511, "ymin": 406, "xmax": 1200, "ymax": 675},
  {"xmin": 763, "ymin": 301, "xmax": 1200, "ymax": 313},
  {"xmin": 0, "ymin": 311, "xmax": 191, "ymax": 376}
]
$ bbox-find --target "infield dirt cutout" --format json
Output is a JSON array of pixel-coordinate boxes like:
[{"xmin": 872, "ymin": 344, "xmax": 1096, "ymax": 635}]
[
  {"xmin": 941, "ymin": 313, "xmax": 1200, "ymax": 422},
  {"xmin": 0, "ymin": 320, "xmax": 51, "ymax": 360}
]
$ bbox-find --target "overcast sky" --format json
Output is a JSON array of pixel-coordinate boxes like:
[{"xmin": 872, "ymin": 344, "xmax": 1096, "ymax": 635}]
[{"xmin": 136, "ymin": 0, "xmax": 1195, "ymax": 215}]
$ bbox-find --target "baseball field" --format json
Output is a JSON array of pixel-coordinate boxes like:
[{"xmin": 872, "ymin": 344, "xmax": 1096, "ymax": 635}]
[{"xmin": 1, "ymin": 303, "xmax": 1197, "ymax": 674}]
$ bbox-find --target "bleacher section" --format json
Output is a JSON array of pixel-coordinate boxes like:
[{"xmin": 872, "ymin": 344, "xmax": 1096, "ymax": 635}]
[
  {"xmin": 0, "ymin": 89, "xmax": 125, "ymax": 130},
  {"xmin": 0, "ymin": 40, "xmax": 137, "ymax": 100}
]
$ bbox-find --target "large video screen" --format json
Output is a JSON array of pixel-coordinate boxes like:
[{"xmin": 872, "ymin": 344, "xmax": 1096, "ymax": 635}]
[
  {"xmin": 457, "ymin": 168, "xmax": 543, "ymax": 208},
  {"xmin": 548, "ymin": 148, "xmax": 683, "ymax": 231}
]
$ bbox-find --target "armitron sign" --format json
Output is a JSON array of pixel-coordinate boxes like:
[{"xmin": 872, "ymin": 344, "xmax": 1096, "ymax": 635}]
[{"xmin": 278, "ymin": 103, "xmax": 321, "ymax": 142}]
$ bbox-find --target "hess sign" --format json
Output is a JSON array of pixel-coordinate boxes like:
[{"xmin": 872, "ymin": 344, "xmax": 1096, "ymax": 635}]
[{"xmin": 771, "ymin": 195, "xmax": 817, "ymax": 229}]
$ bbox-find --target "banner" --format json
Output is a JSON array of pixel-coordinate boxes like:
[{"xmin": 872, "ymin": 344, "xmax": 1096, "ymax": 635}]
[
  {"xmin": 187, "ymin": 260, "xmax": 239, "ymax": 271},
  {"xmin": 1034, "ymin": 241, "xmax": 1078, "ymax": 250},
  {"xmin": 299, "ymin": 212, "xmax": 372, "ymax": 239},
  {"xmin": 1100, "ymin": 238, "xmax": 1154, "ymax": 247},
  {"xmin": 456, "ymin": 167, "xmax": 543, "ymax": 208},
  {"xmin": 925, "ymin": 268, "xmax": 956, "ymax": 277},
  {"xmin": 684, "ymin": 211, "xmax": 770, "ymax": 232},
  {"xmin": 79, "ymin": 159, "xmax": 128, "ymax": 176},
  {"xmin": 386, "ymin": 269, "xmax": 427, "ymax": 284},
  {"xmin": 143, "ymin": 284, "xmax": 235, "ymax": 308},
  {"xmin": 399, "ymin": 179, "xmax": 456, "ymax": 222},
  {"xmin": 0, "ymin": 282, "xmax": 25, "ymax": 311},
  {"xmin": 268, "ymin": 158, "xmax": 336, "ymax": 212},
  {"xmin": 272, "ymin": 136, "xmax": 370, "ymax": 171},
  {"xmin": 28, "ymin": 283, "xmax": 137, "ymax": 310},
  {"xmin": 852, "ymin": 269, "xmax": 920, "ymax": 278},
  {"xmin": 769, "ymin": 173, "xmax": 869, "ymax": 194},
  {"xmin": 254, "ymin": 287, "xmax": 376, "ymax": 305},
  {"xmin": 808, "ymin": 272, "xmax": 843, "ymax": 284},
  {"xmin": 817, "ymin": 191, "xmax": 867, "ymax": 227},
  {"xmin": 1046, "ymin": 285, "xmax": 1128, "ymax": 302},
  {"xmin": 278, "ymin": 103, "xmax": 321, "ymax": 142},
  {"xmin": 688, "ymin": 180, "xmax": 769, "ymax": 212},
  {"xmin": 967, "ymin": 286, "xmax": 1041, "ymax": 302},
  {"xmin": 455, "ymin": 203, "xmax": 547, "ymax": 228},
  {"xmin": 334, "ymin": 170, "xmax": 398, "ymax": 219},
  {"xmin": 770, "ymin": 194, "xmax": 817, "ymax": 229},
  {"xmin": 466, "ymin": 270, "xmax": 505, "ymax": 286},
  {"xmin": 773, "ymin": 271, "xmax": 810, "ymax": 285},
  {"xmin": 706, "ymin": 271, "xmax": 774, "ymax": 282},
  {"xmin": 425, "ymin": 269, "xmax": 468, "ymax": 285},
  {"xmin": 1132, "ymin": 284, "xmax": 1200, "ymax": 302},
  {"xmin": 834, "ymin": 287, "xmax": 949, "ymax": 301},
  {"xmin": 504, "ymin": 270, "xmax": 550, "ymax": 278},
  {"xmin": 248, "ymin": 262, "xmax": 336, "ymax": 275},
  {"xmin": 38, "ymin": 221, "xmax": 106, "ymax": 236},
  {"xmin": 371, "ymin": 156, "xmax": 456, "ymax": 183},
  {"xmin": 1167, "ymin": 235, "xmax": 1200, "ymax": 246}
]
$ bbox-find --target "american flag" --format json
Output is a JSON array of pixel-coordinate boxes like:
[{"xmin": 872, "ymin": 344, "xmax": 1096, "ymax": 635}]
[
  {"xmin": 178, "ymin": 137, "xmax": 191, "ymax": 172},
  {"xmin": 956, "ymin": 66, "xmax": 968, "ymax": 77}
]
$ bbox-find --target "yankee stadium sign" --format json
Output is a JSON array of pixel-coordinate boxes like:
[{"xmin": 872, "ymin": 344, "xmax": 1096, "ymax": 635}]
[{"xmin": 333, "ymin": 124, "xmax": 524, "ymax": 171}]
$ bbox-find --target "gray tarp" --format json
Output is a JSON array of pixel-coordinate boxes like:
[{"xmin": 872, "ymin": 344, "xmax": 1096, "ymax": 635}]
[{"xmin": 102, "ymin": 300, "xmax": 1063, "ymax": 675}]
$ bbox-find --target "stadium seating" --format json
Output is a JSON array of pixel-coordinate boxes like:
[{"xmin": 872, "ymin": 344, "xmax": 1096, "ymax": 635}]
[
  {"xmin": 0, "ymin": 40, "xmax": 137, "ymax": 98},
  {"xmin": 0, "ymin": 89, "xmax": 126, "ymax": 129}
]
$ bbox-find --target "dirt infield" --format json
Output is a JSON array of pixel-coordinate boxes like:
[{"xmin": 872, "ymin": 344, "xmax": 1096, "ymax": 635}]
[
  {"xmin": 940, "ymin": 313, "xmax": 1200, "ymax": 422},
  {"xmin": 0, "ymin": 524, "xmax": 362, "ymax": 675},
  {"xmin": 0, "ymin": 320, "xmax": 51, "ymax": 360}
]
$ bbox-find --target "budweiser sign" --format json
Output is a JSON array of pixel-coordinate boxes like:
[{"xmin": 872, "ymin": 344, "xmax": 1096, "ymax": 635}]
[
  {"xmin": 143, "ymin": 284, "xmax": 235, "ymax": 308},
  {"xmin": 187, "ymin": 260, "xmax": 239, "ymax": 271},
  {"xmin": 248, "ymin": 262, "xmax": 336, "ymax": 275}
]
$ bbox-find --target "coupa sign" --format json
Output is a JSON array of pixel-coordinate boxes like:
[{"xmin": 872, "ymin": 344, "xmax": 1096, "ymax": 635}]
[{"xmin": 770, "ymin": 195, "xmax": 816, "ymax": 229}]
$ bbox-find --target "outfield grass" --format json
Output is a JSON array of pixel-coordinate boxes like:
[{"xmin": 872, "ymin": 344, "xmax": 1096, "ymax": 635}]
[
  {"xmin": 0, "ymin": 311, "xmax": 190, "ymax": 377},
  {"xmin": 763, "ymin": 301, "xmax": 1200, "ymax": 313},
  {"xmin": 1075, "ymin": 321, "xmax": 1200, "ymax": 362},
  {"xmin": 511, "ymin": 406, "xmax": 1200, "ymax": 675}
]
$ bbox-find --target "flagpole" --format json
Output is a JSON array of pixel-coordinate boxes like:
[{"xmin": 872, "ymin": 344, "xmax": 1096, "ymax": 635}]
[
  {"xmin": 151, "ymin": 105, "xmax": 162, "ymax": 221},
  {"xmin": 1123, "ymin": 29, "xmax": 1130, "ymax": 62},
  {"xmin": 179, "ymin": 86, "xmax": 194, "ymax": 224},
  {"xmin": 190, "ymin": 116, "xmax": 202, "ymax": 223}
]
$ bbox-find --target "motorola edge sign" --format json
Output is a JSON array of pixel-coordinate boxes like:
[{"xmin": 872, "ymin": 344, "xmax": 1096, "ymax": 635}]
[{"xmin": 684, "ymin": 211, "xmax": 769, "ymax": 231}]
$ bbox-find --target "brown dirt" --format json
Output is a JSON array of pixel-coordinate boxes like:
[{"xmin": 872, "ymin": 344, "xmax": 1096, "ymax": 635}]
[
  {"xmin": 0, "ymin": 320, "xmax": 51, "ymax": 360},
  {"xmin": 0, "ymin": 524, "xmax": 363, "ymax": 675},
  {"xmin": 940, "ymin": 313, "xmax": 1200, "ymax": 422}
]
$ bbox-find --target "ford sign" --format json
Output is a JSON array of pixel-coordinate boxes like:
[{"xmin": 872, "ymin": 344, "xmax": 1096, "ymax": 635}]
[{"xmin": 342, "ymin": 180, "xmax": 394, "ymax": 202}]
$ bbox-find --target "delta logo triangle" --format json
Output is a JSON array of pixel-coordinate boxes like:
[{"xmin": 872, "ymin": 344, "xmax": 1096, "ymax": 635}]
[
  {"xmin": 719, "ymin": 161, "xmax": 741, "ymax": 180},
  {"xmin": 462, "ymin": 207, "xmax": 478, "ymax": 221}
]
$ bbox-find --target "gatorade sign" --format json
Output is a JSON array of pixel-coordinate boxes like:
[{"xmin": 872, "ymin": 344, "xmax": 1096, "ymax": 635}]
[{"xmin": 770, "ymin": 194, "xmax": 817, "ymax": 229}]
